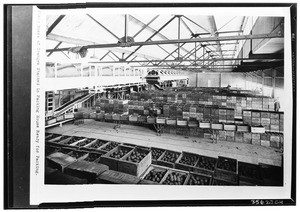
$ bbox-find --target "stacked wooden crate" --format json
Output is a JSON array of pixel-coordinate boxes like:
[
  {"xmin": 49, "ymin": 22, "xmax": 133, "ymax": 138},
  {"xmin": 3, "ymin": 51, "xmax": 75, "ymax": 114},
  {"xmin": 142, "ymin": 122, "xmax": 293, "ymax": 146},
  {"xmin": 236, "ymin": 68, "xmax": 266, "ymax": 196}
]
[
  {"xmin": 242, "ymin": 110, "xmax": 283, "ymax": 133},
  {"xmin": 98, "ymin": 98, "xmax": 129, "ymax": 114}
]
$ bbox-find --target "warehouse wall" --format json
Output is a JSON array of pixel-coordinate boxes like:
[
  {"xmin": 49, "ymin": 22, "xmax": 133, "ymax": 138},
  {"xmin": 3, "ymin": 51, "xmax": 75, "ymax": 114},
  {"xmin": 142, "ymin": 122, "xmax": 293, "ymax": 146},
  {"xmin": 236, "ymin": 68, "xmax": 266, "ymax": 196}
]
[
  {"xmin": 188, "ymin": 72, "xmax": 246, "ymax": 89},
  {"xmin": 187, "ymin": 69, "xmax": 284, "ymax": 109},
  {"xmin": 220, "ymin": 73, "xmax": 246, "ymax": 88}
]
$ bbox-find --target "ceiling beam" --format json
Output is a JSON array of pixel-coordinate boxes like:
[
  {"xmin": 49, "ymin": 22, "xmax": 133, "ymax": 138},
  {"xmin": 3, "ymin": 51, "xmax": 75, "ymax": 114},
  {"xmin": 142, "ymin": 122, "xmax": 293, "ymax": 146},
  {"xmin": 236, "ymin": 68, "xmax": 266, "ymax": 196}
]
[
  {"xmin": 89, "ymin": 57, "xmax": 283, "ymax": 64},
  {"xmin": 248, "ymin": 51, "xmax": 284, "ymax": 60},
  {"xmin": 47, "ymin": 33, "xmax": 283, "ymax": 53},
  {"xmin": 99, "ymin": 51, "xmax": 111, "ymax": 61},
  {"xmin": 182, "ymin": 15, "xmax": 211, "ymax": 34},
  {"xmin": 208, "ymin": 16, "xmax": 223, "ymax": 59},
  {"xmin": 132, "ymin": 15, "xmax": 160, "ymax": 38},
  {"xmin": 46, "ymin": 15, "xmax": 65, "ymax": 36},
  {"xmin": 125, "ymin": 16, "xmax": 177, "ymax": 61},
  {"xmin": 47, "ymin": 33, "xmax": 161, "ymax": 61},
  {"xmin": 240, "ymin": 61, "xmax": 284, "ymax": 67},
  {"xmin": 87, "ymin": 14, "xmax": 121, "ymax": 42},
  {"xmin": 129, "ymin": 15, "xmax": 189, "ymax": 56},
  {"xmin": 231, "ymin": 16, "xmax": 246, "ymax": 66},
  {"xmin": 132, "ymin": 64, "xmax": 239, "ymax": 68},
  {"xmin": 47, "ymin": 41, "xmax": 62, "ymax": 57},
  {"xmin": 156, "ymin": 42, "xmax": 188, "ymax": 66}
]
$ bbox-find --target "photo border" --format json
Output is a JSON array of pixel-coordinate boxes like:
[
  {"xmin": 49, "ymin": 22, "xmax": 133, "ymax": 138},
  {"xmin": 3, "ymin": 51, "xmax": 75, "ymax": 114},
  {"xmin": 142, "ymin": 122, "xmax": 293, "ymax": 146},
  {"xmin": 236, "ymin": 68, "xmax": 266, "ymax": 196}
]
[{"xmin": 4, "ymin": 2, "xmax": 297, "ymax": 209}]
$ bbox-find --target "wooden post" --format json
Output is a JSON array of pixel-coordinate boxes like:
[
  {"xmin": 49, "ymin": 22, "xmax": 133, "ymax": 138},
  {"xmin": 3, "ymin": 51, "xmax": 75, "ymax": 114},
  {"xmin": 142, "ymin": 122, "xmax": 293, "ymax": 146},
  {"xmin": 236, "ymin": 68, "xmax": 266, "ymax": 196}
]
[
  {"xmin": 54, "ymin": 62, "xmax": 57, "ymax": 78},
  {"xmin": 272, "ymin": 69, "xmax": 276, "ymax": 98},
  {"xmin": 262, "ymin": 71, "xmax": 265, "ymax": 96}
]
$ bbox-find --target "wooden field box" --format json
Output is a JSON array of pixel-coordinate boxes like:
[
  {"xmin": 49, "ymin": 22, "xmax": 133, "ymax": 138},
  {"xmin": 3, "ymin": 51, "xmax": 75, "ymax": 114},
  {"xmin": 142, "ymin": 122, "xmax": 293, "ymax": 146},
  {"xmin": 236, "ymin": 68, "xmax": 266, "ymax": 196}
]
[
  {"xmin": 46, "ymin": 152, "xmax": 77, "ymax": 172},
  {"xmin": 211, "ymin": 177, "xmax": 238, "ymax": 186},
  {"xmin": 160, "ymin": 169, "xmax": 189, "ymax": 185},
  {"xmin": 236, "ymin": 125, "xmax": 250, "ymax": 132},
  {"xmin": 147, "ymin": 116, "xmax": 156, "ymax": 124},
  {"xmin": 211, "ymin": 123, "xmax": 223, "ymax": 130},
  {"xmin": 90, "ymin": 112, "xmax": 97, "ymax": 119},
  {"xmin": 185, "ymin": 172, "xmax": 212, "ymax": 186},
  {"xmin": 45, "ymin": 133, "xmax": 63, "ymax": 142},
  {"xmin": 95, "ymin": 112, "xmax": 105, "ymax": 121},
  {"xmin": 129, "ymin": 114, "xmax": 139, "ymax": 122},
  {"xmin": 157, "ymin": 150, "xmax": 181, "ymax": 168},
  {"xmin": 193, "ymin": 155, "xmax": 218, "ymax": 176},
  {"xmin": 67, "ymin": 150, "xmax": 90, "ymax": 161},
  {"xmin": 104, "ymin": 113, "xmax": 113, "ymax": 121},
  {"xmin": 99, "ymin": 141, "xmax": 120, "ymax": 152},
  {"xmin": 139, "ymin": 165, "xmax": 168, "ymax": 184},
  {"xmin": 45, "ymin": 145, "xmax": 61, "ymax": 157},
  {"xmin": 175, "ymin": 152, "xmax": 199, "ymax": 172},
  {"xmin": 46, "ymin": 118, "xmax": 57, "ymax": 125},
  {"xmin": 59, "ymin": 136, "xmax": 86, "ymax": 148},
  {"xmin": 99, "ymin": 145, "xmax": 134, "ymax": 171},
  {"xmin": 138, "ymin": 115, "xmax": 147, "ymax": 123},
  {"xmin": 259, "ymin": 163, "xmax": 283, "ymax": 186},
  {"xmin": 188, "ymin": 120, "xmax": 198, "ymax": 127},
  {"xmin": 81, "ymin": 139, "xmax": 109, "ymax": 152},
  {"xmin": 96, "ymin": 170, "xmax": 140, "ymax": 184},
  {"xmin": 64, "ymin": 113, "xmax": 75, "ymax": 119},
  {"xmin": 45, "ymin": 169, "xmax": 88, "ymax": 185},
  {"xmin": 83, "ymin": 151, "xmax": 106, "ymax": 162},
  {"xmin": 56, "ymin": 146, "xmax": 76, "ymax": 155},
  {"xmin": 151, "ymin": 147, "xmax": 166, "ymax": 164},
  {"xmin": 120, "ymin": 114, "xmax": 129, "ymax": 123},
  {"xmin": 56, "ymin": 114, "xmax": 65, "ymax": 122},
  {"xmin": 112, "ymin": 113, "xmax": 121, "ymax": 121},
  {"xmin": 251, "ymin": 126, "xmax": 265, "ymax": 134},
  {"xmin": 122, "ymin": 143, "xmax": 137, "ymax": 148},
  {"xmin": 223, "ymin": 124, "xmax": 236, "ymax": 131},
  {"xmin": 156, "ymin": 117, "xmax": 166, "ymax": 124},
  {"xmin": 64, "ymin": 160, "xmax": 109, "ymax": 183},
  {"xmin": 118, "ymin": 147, "xmax": 152, "ymax": 177},
  {"xmin": 260, "ymin": 139, "xmax": 271, "ymax": 147},
  {"xmin": 214, "ymin": 156, "xmax": 238, "ymax": 183},
  {"xmin": 83, "ymin": 112, "xmax": 90, "ymax": 119},
  {"xmin": 270, "ymin": 112, "xmax": 280, "ymax": 119},
  {"xmin": 199, "ymin": 122, "xmax": 211, "ymax": 129},
  {"xmin": 71, "ymin": 137, "xmax": 96, "ymax": 148},
  {"xmin": 47, "ymin": 135, "xmax": 73, "ymax": 147},
  {"xmin": 166, "ymin": 118, "xmax": 177, "ymax": 126},
  {"xmin": 238, "ymin": 162, "xmax": 263, "ymax": 186},
  {"xmin": 45, "ymin": 133, "xmax": 55, "ymax": 140},
  {"xmin": 177, "ymin": 119, "xmax": 187, "ymax": 126}
]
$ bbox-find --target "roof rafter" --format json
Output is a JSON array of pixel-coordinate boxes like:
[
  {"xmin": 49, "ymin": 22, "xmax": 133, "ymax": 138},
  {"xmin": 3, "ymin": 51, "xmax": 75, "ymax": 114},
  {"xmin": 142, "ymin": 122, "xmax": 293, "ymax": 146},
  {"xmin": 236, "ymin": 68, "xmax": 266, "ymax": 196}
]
[
  {"xmin": 47, "ymin": 41, "xmax": 62, "ymax": 57},
  {"xmin": 125, "ymin": 15, "xmax": 177, "ymax": 61},
  {"xmin": 46, "ymin": 15, "xmax": 65, "ymax": 36},
  {"xmin": 129, "ymin": 15, "xmax": 189, "ymax": 56},
  {"xmin": 47, "ymin": 33, "xmax": 283, "ymax": 53},
  {"xmin": 208, "ymin": 16, "xmax": 223, "ymax": 59},
  {"xmin": 87, "ymin": 14, "xmax": 122, "ymax": 42},
  {"xmin": 132, "ymin": 15, "xmax": 160, "ymax": 38}
]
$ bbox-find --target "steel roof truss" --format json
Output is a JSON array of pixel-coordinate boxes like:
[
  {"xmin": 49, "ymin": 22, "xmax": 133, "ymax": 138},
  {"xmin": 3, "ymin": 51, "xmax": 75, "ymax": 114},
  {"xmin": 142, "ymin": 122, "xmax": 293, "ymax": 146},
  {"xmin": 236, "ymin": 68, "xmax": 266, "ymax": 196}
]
[
  {"xmin": 125, "ymin": 16, "xmax": 177, "ymax": 61},
  {"xmin": 87, "ymin": 14, "xmax": 122, "ymax": 42}
]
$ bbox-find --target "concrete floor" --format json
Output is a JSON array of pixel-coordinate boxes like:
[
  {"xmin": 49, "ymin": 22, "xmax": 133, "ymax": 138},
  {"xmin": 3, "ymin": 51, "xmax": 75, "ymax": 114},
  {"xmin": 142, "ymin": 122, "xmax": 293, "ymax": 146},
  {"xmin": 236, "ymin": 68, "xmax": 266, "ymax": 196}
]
[{"xmin": 46, "ymin": 119, "xmax": 283, "ymax": 167}]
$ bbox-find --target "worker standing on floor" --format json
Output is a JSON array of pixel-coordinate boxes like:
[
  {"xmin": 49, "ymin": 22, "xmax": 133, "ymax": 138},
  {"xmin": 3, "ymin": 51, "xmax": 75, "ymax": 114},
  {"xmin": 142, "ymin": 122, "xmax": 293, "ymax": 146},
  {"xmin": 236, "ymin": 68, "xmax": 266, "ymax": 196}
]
[
  {"xmin": 274, "ymin": 98, "xmax": 281, "ymax": 112},
  {"xmin": 211, "ymin": 129, "xmax": 218, "ymax": 144}
]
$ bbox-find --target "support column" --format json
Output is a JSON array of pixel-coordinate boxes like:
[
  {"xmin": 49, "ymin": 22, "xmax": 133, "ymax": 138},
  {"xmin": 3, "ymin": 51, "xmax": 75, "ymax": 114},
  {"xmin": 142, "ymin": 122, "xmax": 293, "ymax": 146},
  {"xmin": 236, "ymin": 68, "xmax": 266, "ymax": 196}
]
[
  {"xmin": 272, "ymin": 69, "xmax": 277, "ymax": 98},
  {"xmin": 262, "ymin": 71, "xmax": 265, "ymax": 96},
  {"xmin": 178, "ymin": 16, "xmax": 181, "ymax": 59}
]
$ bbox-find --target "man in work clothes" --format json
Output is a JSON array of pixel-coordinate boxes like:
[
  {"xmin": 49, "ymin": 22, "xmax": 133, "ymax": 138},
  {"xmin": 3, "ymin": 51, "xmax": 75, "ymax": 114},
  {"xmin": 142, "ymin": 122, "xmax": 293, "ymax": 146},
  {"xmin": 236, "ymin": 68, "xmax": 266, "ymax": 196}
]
[{"xmin": 274, "ymin": 98, "xmax": 281, "ymax": 112}]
